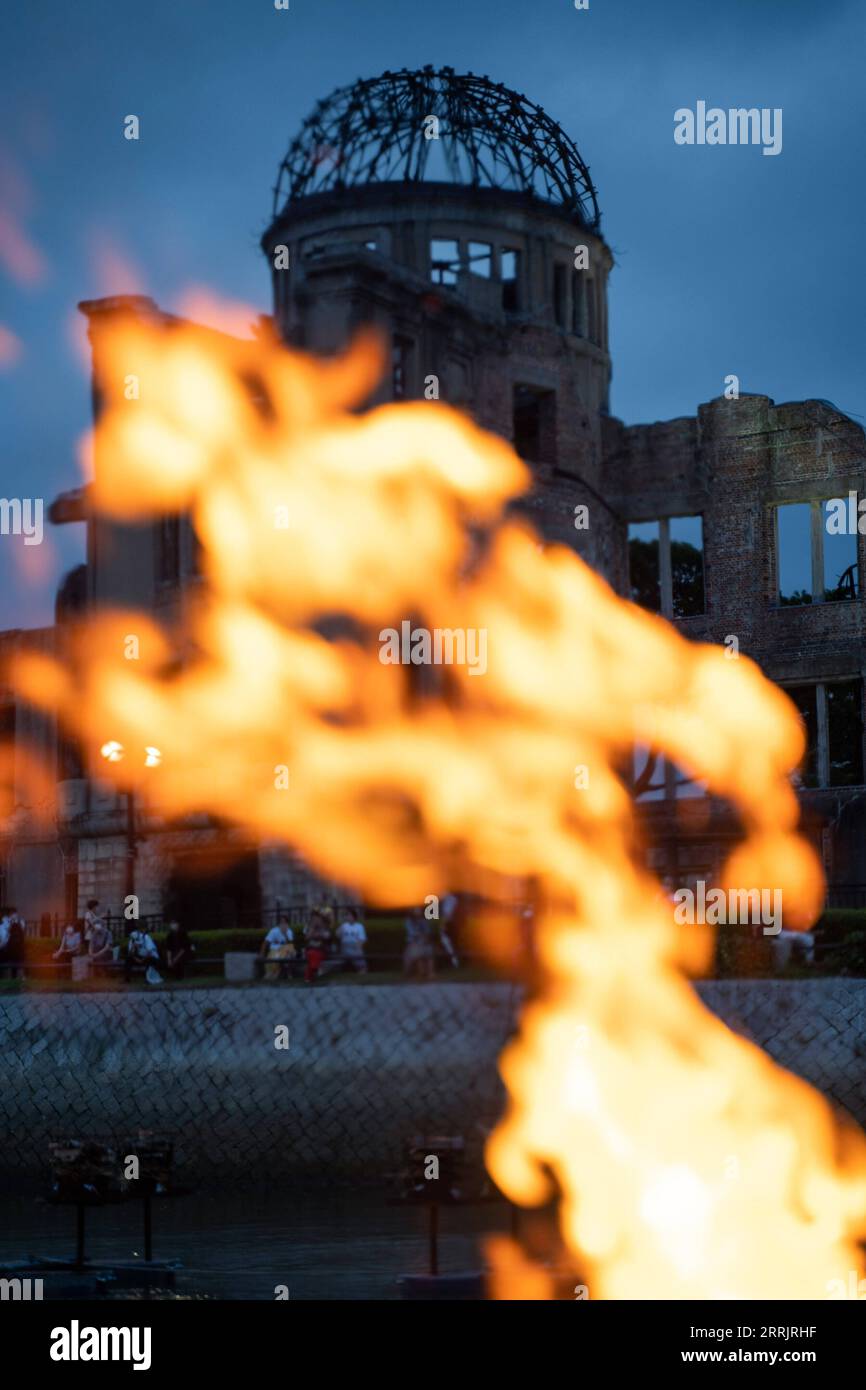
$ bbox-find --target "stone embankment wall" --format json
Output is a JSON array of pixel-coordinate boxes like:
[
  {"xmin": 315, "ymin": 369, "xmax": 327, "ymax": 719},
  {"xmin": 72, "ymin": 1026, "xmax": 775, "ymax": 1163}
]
[{"xmin": 1, "ymin": 980, "xmax": 863, "ymax": 1185}]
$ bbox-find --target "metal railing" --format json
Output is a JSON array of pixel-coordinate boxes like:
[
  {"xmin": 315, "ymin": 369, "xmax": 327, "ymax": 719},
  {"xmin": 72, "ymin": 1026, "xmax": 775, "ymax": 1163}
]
[
  {"xmin": 22, "ymin": 905, "xmax": 366, "ymax": 942},
  {"xmin": 825, "ymin": 886, "xmax": 866, "ymax": 909}
]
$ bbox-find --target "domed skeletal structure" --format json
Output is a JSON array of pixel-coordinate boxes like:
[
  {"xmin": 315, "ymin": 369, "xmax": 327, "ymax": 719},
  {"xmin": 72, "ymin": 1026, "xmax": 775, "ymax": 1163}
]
[{"xmin": 273, "ymin": 65, "xmax": 601, "ymax": 229}]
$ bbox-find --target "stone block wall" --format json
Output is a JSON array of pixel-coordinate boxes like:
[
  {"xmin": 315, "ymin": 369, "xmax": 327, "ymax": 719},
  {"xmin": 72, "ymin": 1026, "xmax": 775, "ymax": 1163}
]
[{"xmin": 1, "ymin": 979, "xmax": 864, "ymax": 1190}]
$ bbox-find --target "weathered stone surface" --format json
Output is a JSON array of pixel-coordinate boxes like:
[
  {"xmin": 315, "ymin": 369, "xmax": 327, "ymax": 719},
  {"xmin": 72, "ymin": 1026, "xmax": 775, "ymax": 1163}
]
[
  {"xmin": 224, "ymin": 953, "xmax": 258, "ymax": 982},
  {"xmin": 0, "ymin": 980, "xmax": 863, "ymax": 1185},
  {"xmin": 697, "ymin": 979, "xmax": 866, "ymax": 1126}
]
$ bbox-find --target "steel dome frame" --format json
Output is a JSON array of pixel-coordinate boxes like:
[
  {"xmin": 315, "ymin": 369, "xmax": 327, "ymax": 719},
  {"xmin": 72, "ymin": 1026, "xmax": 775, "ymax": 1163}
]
[{"xmin": 273, "ymin": 66, "xmax": 600, "ymax": 229}]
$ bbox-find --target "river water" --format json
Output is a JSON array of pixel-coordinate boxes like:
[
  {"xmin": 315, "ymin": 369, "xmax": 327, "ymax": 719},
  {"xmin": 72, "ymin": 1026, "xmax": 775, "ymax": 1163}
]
[{"xmin": 0, "ymin": 1189, "xmax": 513, "ymax": 1300}]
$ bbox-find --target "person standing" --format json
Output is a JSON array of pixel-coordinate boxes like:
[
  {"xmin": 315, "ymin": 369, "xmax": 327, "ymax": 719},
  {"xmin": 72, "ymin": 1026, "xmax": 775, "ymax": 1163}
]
[
  {"xmin": 403, "ymin": 908, "xmax": 435, "ymax": 982},
  {"xmin": 0, "ymin": 907, "xmax": 24, "ymax": 979},
  {"xmin": 165, "ymin": 920, "xmax": 195, "ymax": 980},
  {"xmin": 304, "ymin": 910, "xmax": 331, "ymax": 984},
  {"xmin": 83, "ymin": 898, "xmax": 103, "ymax": 947},
  {"xmin": 438, "ymin": 893, "xmax": 460, "ymax": 968},
  {"xmin": 337, "ymin": 908, "xmax": 368, "ymax": 974}
]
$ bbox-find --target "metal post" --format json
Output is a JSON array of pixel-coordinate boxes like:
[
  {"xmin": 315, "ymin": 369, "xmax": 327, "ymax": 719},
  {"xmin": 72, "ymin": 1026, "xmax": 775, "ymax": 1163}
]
[
  {"xmin": 75, "ymin": 1202, "xmax": 86, "ymax": 1268},
  {"xmin": 428, "ymin": 1203, "xmax": 438, "ymax": 1276},
  {"xmin": 143, "ymin": 1194, "xmax": 152, "ymax": 1263},
  {"xmin": 125, "ymin": 789, "xmax": 136, "ymax": 903}
]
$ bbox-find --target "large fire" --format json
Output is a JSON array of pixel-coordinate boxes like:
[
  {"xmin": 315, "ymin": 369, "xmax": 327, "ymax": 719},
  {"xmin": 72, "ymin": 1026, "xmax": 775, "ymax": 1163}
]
[{"xmin": 12, "ymin": 302, "xmax": 866, "ymax": 1298}]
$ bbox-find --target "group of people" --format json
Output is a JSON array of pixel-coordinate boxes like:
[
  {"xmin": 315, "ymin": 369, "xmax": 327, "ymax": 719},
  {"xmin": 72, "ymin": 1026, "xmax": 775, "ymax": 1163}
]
[
  {"xmin": 4, "ymin": 894, "xmax": 464, "ymax": 988},
  {"xmin": 124, "ymin": 921, "xmax": 194, "ymax": 982},
  {"xmin": 52, "ymin": 899, "xmax": 120, "ymax": 973},
  {"xmin": 51, "ymin": 899, "xmax": 115, "ymax": 972},
  {"xmin": 49, "ymin": 901, "xmax": 195, "ymax": 984},
  {"xmin": 258, "ymin": 899, "xmax": 463, "ymax": 984},
  {"xmin": 260, "ymin": 906, "xmax": 367, "ymax": 983}
]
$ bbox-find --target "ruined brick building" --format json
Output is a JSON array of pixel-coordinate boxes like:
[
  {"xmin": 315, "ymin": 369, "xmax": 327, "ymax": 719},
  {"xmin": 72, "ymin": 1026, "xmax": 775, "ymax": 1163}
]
[{"xmin": 2, "ymin": 67, "xmax": 864, "ymax": 929}]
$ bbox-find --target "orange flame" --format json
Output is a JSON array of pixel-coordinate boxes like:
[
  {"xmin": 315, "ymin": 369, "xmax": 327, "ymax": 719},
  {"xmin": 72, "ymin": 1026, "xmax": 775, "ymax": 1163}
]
[{"xmin": 12, "ymin": 299, "xmax": 866, "ymax": 1298}]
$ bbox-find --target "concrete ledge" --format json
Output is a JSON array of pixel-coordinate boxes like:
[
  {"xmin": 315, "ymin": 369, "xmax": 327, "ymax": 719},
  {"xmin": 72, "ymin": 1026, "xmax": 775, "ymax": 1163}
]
[{"xmin": 224, "ymin": 952, "xmax": 258, "ymax": 982}]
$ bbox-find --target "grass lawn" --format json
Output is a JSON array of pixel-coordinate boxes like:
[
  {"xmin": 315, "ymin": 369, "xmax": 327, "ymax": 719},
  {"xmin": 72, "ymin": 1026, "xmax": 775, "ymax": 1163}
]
[{"xmin": 0, "ymin": 963, "xmax": 501, "ymax": 994}]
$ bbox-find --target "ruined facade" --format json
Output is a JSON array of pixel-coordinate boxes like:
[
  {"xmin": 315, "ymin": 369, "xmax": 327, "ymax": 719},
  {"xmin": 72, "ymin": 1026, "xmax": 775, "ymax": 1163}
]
[
  {"xmin": 605, "ymin": 397, "xmax": 866, "ymax": 893},
  {"xmin": 1, "ymin": 67, "xmax": 864, "ymax": 928}
]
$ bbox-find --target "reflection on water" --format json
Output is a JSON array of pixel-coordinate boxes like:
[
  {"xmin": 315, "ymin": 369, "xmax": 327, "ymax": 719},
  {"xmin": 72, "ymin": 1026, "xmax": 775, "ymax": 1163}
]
[{"xmin": 0, "ymin": 1189, "xmax": 511, "ymax": 1300}]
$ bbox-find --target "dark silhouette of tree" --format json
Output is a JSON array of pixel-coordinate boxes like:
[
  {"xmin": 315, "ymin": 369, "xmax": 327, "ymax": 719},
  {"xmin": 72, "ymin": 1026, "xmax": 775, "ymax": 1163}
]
[
  {"xmin": 628, "ymin": 538, "xmax": 660, "ymax": 612},
  {"xmin": 671, "ymin": 539, "xmax": 704, "ymax": 618}
]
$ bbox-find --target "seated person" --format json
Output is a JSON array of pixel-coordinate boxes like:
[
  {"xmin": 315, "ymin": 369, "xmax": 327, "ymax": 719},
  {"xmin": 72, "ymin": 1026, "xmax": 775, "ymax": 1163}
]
[
  {"xmin": 88, "ymin": 919, "xmax": 114, "ymax": 972},
  {"xmin": 260, "ymin": 915, "xmax": 295, "ymax": 980},
  {"xmin": 53, "ymin": 922, "xmax": 83, "ymax": 962},
  {"xmin": 773, "ymin": 927, "xmax": 816, "ymax": 968},
  {"xmin": 125, "ymin": 927, "xmax": 161, "ymax": 982}
]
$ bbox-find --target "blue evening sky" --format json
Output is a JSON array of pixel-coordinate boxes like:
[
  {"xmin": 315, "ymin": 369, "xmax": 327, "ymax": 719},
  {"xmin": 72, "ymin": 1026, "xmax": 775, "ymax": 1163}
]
[{"xmin": 1, "ymin": 0, "xmax": 863, "ymax": 628}]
